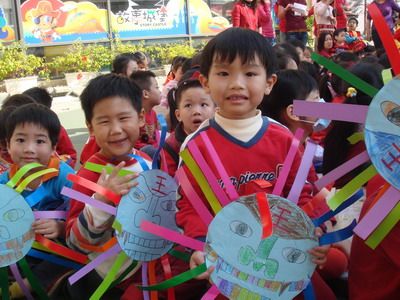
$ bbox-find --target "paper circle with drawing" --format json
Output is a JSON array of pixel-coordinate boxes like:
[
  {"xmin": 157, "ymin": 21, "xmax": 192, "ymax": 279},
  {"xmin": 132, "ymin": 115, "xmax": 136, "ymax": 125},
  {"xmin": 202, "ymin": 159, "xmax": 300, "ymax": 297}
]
[
  {"xmin": 205, "ymin": 194, "xmax": 318, "ymax": 300},
  {"xmin": 0, "ymin": 184, "xmax": 35, "ymax": 267},
  {"xmin": 116, "ymin": 169, "xmax": 179, "ymax": 261},
  {"xmin": 365, "ymin": 76, "xmax": 400, "ymax": 190}
]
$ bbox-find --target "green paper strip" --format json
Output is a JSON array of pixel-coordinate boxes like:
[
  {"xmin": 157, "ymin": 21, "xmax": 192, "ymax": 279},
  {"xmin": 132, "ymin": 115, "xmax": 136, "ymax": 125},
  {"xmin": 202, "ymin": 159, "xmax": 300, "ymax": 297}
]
[
  {"xmin": 15, "ymin": 168, "xmax": 58, "ymax": 193},
  {"xmin": 382, "ymin": 68, "xmax": 393, "ymax": 84},
  {"xmin": 180, "ymin": 149, "xmax": 222, "ymax": 214},
  {"xmin": 365, "ymin": 202, "xmax": 400, "ymax": 249},
  {"xmin": 110, "ymin": 260, "xmax": 139, "ymax": 289},
  {"xmin": 84, "ymin": 162, "xmax": 134, "ymax": 177},
  {"xmin": 328, "ymin": 165, "xmax": 377, "ymax": 210},
  {"xmin": 312, "ymin": 53, "xmax": 379, "ymax": 97},
  {"xmin": 347, "ymin": 132, "xmax": 364, "ymax": 145},
  {"xmin": 18, "ymin": 258, "xmax": 49, "ymax": 300},
  {"xmin": 112, "ymin": 220, "xmax": 122, "ymax": 233},
  {"xmin": 0, "ymin": 267, "xmax": 9, "ymax": 300},
  {"xmin": 139, "ymin": 263, "xmax": 207, "ymax": 291},
  {"xmin": 168, "ymin": 248, "xmax": 191, "ymax": 262},
  {"xmin": 90, "ymin": 251, "xmax": 128, "ymax": 300},
  {"xmin": 6, "ymin": 162, "xmax": 42, "ymax": 188}
]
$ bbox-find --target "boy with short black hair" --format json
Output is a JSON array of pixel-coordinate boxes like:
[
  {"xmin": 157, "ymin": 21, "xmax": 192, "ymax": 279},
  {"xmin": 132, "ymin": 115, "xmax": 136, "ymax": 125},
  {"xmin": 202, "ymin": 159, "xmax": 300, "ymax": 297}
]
[
  {"xmin": 63, "ymin": 74, "xmax": 150, "ymax": 299},
  {"xmin": 130, "ymin": 70, "xmax": 161, "ymax": 150},
  {"xmin": 176, "ymin": 27, "xmax": 334, "ymax": 299}
]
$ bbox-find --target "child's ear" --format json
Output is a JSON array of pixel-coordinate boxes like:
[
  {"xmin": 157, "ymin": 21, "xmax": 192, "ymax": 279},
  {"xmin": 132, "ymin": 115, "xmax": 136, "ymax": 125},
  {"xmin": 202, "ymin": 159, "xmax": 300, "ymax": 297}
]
[
  {"xmin": 199, "ymin": 74, "xmax": 210, "ymax": 94},
  {"xmin": 175, "ymin": 109, "xmax": 181, "ymax": 122},
  {"xmin": 142, "ymin": 89, "xmax": 149, "ymax": 99},
  {"xmin": 264, "ymin": 74, "xmax": 277, "ymax": 95},
  {"xmin": 138, "ymin": 108, "xmax": 145, "ymax": 127},
  {"xmin": 286, "ymin": 104, "xmax": 300, "ymax": 121}
]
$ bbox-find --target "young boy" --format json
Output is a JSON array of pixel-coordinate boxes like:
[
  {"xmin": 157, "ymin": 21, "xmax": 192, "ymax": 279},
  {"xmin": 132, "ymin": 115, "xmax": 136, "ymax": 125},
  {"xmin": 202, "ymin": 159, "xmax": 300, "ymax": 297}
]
[
  {"xmin": 345, "ymin": 17, "xmax": 366, "ymax": 53},
  {"xmin": 333, "ymin": 28, "xmax": 349, "ymax": 54},
  {"xmin": 0, "ymin": 103, "xmax": 74, "ymax": 296},
  {"xmin": 130, "ymin": 70, "xmax": 161, "ymax": 150},
  {"xmin": 176, "ymin": 28, "xmax": 333, "ymax": 299},
  {"xmin": 63, "ymin": 74, "xmax": 151, "ymax": 299}
]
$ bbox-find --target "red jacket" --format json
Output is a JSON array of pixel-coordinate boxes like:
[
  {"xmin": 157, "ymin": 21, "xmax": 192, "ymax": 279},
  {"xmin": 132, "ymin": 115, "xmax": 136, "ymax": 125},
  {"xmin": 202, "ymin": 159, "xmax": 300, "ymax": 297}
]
[
  {"xmin": 162, "ymin": 123, "xmax": 187, "ymax": 178},
  {"xmin": 79, "ymin": 135, "xmax": 100, "ymax": 166},
  {"xmin": 135, "ymin": 109, "xmax": 158, "ymax": 150},
  {"xmin": 258, "ymin": 1, "xmax": 275, "ymax": 38},
  {"xmin": 335, "ymin": 0, "xmax": 347, "ymax": 29},
  {"xmin": 57, "ymin": 126, "xmax": 77, "ymax": 168},
  {"xmin": 231, "ymin": 1, "xmax": 259, "ymax": 30}
]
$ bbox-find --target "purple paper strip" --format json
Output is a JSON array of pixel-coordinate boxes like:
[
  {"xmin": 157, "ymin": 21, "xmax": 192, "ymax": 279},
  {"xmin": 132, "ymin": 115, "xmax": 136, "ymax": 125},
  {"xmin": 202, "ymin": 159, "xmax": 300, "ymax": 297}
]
[
  {"xmin": 354, "ymin": 186, "xmax": 400, "ymax": 239},
  {"xmin": 315, "ymin": 151, "xmax": 370, "ymax": 190},
  {"xmin": 68, "ymin": 244, "xmax": 121, "ymax": 285},
  {"xmin": 287, "ymin": 141, "xmax": 317, "ymax": 204},
  {"xmin": 61, "ymin": 187, "xmax": 117, "ymax": 215},
  {"xmin": 34, "ymin": 211, "xmax": 67, "ymax": 219},
  {"xmin": 9, "ymin": 264, "xmax": 34, "ymax": 300},
  {"xmin": 142, "ymin": 262, "xmax": 150, "ymax": 300},
  {"xmin": 201, "ymin": 285, "xmax": 220, "ymax": 300},
  {"xmin": 273, "ymin": 128, "xmax": 304, "ymax": 196},
  {"xmin": 293, "ymin": 101, "xmax": 369, "ymax": 123},
  {"xmin": 200, "ymin": 132, "xmax": 239, "ymax": 201}
]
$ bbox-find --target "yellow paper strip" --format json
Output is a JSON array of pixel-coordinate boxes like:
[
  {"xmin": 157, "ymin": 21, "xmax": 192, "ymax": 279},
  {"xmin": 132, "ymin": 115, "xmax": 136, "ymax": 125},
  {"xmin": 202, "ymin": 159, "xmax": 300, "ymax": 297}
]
[{"xmin": 347, "ymin": 132, "xmax": 364, "ymax": 145}]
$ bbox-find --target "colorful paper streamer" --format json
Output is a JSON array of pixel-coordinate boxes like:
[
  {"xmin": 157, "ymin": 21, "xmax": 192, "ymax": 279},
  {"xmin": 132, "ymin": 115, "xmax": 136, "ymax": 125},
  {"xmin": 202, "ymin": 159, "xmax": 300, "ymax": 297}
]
[
  {"xmin": 84, "ymin": 162, "xmax": 135, "ymax": 177},
  {"xmin": 256, "ymin": 193, "xmax": 273, "ymax": 239},
  {"xmin": 201, "ymin": 285, "xmax": 220, "ymax": 300},
  {"xmin": 28, "ymin": 249, "xmax": 82, "ymax": 270},
  {"xmin": 9, "ymin": 263, "xmax": 34, "ymax": 300},
  {"xmin": 0, "ymin": 267, "xmax": 10, "ymax": 300},
  {"xmin": 142, "ymin": 262, "xmax": 150, "ymax": 300},
  {"xmin": 319, "ymin": 219, "xmax": 357, "ymax": 246},
  {"xmin": 6, "ymin": 162, "xmax": 42, "ymax": 188},
  {"xmin": 15, "ymin": 168, "xmax": 58, "ymax": 193},
  {"xmin": 18, "ymin": 258, "xmax": 48, "ymax": 300},
  {"xmin": 34, "ymin": 210, "xmax": 67, "ymax": 219}
]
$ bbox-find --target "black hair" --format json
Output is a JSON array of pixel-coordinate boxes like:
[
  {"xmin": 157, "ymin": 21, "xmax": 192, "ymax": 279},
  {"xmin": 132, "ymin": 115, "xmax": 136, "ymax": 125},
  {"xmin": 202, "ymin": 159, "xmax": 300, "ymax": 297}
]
[
  {"xmin": 347, "ymin": 17, "xmax": 358, "ymax": 26},
  {"xmin": 323, "ymin": 63, "xmax": 384, "ymax": 181},
  {"xmin": 80, "ymin": 73, "xmax": 142, "ymax": 123},
  {"xmin": 261, "ymin": 69, "xmax": 318, "ymax": 122},
  {"xmin": 333, "ymin": 28, "xmax": 346, "ymax": 38},
  {"xmin": 23, "ymin": 87, "xmax": 53, "ymax": 108},
  {"xmin": 112, "ymin": 53, "xmax": 137, "ymax": 75},
  {"xmin": 298, "ymin": 61, "xmax": 320, "ymax": 82},
  {"xmin": 181, "ymin": 58, "xmax": 193, "ymax": 75},
  {"xmin": 240, "ymin": 0, "xmax": 257, "ymax": 11},
  {"xmin": 130, "ymin": 70, "xmax": 156, "ymax": 91},
  {"xmin": 332, "ymin": 52, "xmax": 359, "ymax": 64},
  {"xmin": 2, "ymin": 94, "xmax": 35, "ymax": 109},
  {"xmin": 274, "ymin": 43, "xmax": 300, "ymax": 66},
  {"xmin": 133, "ymin": 51, "xmax": 150, "ymax": 65},
  {"xmin": 287, "ymin": 39, "xmax": 306, "ymax": 51},
  {"xmin": 6, "ymin": 103, "xmax": 61, "ymax": 146},
  {"xmin": 170, "ymin": 56, "xmax": 188, "ymax": 72},
  {"xmin": 275, "ymin": 50, "xmax": 296, "ymax": 70},
  {"xmin": 317, "ymin": 32, "xmax": 333, "ymax": 52},
  {"xmin": 200, "ymin": 27, "xmax": 277, "ymax": 78}
]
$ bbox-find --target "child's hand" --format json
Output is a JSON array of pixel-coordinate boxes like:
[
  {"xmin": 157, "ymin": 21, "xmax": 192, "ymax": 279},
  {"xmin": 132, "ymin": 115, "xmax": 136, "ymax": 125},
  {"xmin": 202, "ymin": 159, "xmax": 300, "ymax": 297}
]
[
  {"xmin": 190, "ymin": 251, "xmax": 215, "ymax": 280},
  {"xmin": 95, "ymin": 161, "xmax": 138, "ymax": 204},
  {"xmin": 309, "ymin": 227, "xmax": 330, "ymax": 268},
  {"xmin": 32, "ymin": 219, "xmax": 65, "ymax": 239}
]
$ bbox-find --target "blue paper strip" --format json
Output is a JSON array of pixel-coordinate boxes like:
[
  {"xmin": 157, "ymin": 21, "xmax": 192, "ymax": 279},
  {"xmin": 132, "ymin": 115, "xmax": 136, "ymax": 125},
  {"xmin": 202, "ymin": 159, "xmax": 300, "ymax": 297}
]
[
  {"xmin": 319, "ymin": 219, "xmax": 357, "ymax": 246},
  {"xmin": 25, "ymin": 185, "xmax": 48, "ymax": 208},
  {"xmin": 129, "ymin": 154, "xmax": 150, "ymax": 171},
  {"xmin": 303, "ymin": 280, "xmax": 316, "ymax": 300},
  {"xmin": 312, "ymin": 189, "xmax": 364, "ymax": 227},
  {"xmin": 27, "ymin": 249, "xmax": 83, "ymax": 270},
  {"xmin": 152, "ymin": 114, "xmax": 168, "ymax": 169}
]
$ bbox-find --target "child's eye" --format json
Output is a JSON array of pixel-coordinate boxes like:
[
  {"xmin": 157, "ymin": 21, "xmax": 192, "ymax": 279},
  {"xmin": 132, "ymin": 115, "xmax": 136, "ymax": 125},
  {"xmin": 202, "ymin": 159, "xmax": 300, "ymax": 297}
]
[
  {"xmin": 37, "ymin": 139, "xmax": 46, "ymax": 144},
  {"xmin": 184, "ymin": 103, "xmax": 192, "ymax": 108},
  {"xmin": 120, "ymin": 116, "xmax": 131, "ymax": 121},
  {"xmin": 216, "ymin": 71, "xmax": 228, "ymax": 76},
  {"xmin": 201, "ymin": 103, "xmax": 209, "ymax": 107},
  {"xmin": 16, "ymin": 138, "xmax": 24, "ymax": 143},
  {"xmin": 246, "ymin": 72, "xmax": 257, "ymax": 77}
]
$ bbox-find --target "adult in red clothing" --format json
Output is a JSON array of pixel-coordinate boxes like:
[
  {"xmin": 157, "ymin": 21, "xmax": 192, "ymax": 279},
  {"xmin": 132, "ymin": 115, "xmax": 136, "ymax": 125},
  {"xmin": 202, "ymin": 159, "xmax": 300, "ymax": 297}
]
[
  {"xmin": 278, "ymin": 0, "xmax": 308, "ymax": 46},
  {"xmin": 334, "ymin": 0, "xmax": 347, "ymax": 29},
  {"xmin": 231, "ymin": 0, "xmax": 258, "ymax": 31},
  {"xmin": 317, "ymin": 32, "xmax": 335, "ymax": 58},
  {"xmin": 258, "ymin": 0, "xmax": 275, "ymax": 45}
]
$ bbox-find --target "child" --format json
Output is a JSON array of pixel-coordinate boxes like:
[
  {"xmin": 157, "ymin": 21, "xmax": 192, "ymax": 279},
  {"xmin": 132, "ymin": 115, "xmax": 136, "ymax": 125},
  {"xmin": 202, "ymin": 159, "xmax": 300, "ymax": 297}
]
[
  {"xmin": 23, "ymin": 87, "xmax": 77, "ymax": 168},
  {"xmin": 0, "ymin": 103, "xmax": 74, "ymax": 297},
  {"xmin": 133, "ymin": 51, "xmax": 151, "ymax": 70},
  {"xmin": 345, "ymin": 17, "xmax": 366, "ymax": 53},
  {"xmin": 130, "ymin": 70, "xmax": 161, "ymax": 150},
  {"xmin": 63, "ymin": 74, "xmax": 150, "ymax": 299},
  {"xmin": 177, "ymin": 27, "xmax": 333, "ymax": 299},
  {"xmin": 333, "ymin": 28, "xmax": 349, "ymax": 54},
  {"xmin": 160, "ymin": 56, "xmax": 188, "ymax": 107},
  {"xmin": 112, "ymin": 53, "xmax": 138, "ymax": 77},
  {"xmin": 163, "ymin": 79, "xmax": 215, "ymax": 177}
]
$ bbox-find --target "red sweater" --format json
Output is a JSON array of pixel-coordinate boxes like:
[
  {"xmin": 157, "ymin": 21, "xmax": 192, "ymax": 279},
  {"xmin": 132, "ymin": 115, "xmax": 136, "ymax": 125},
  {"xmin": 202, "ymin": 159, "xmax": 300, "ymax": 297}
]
[
  {"xmin": 258, "ymin": 1, "xmax": 274, "ymax": 38},
  {"xmin": 231, "ymin": 1, "xmax": 259, "ymax": 30},
  {"xmin": 162, "ymin": 123, "xmax": 187, "ymax": 178},
  {"xmin": 57, "ymin": 126, "xmax": 77, "ymax": 168},
  {"xmin": 335, "ymin": 0, "xmax": 347, "ymax": 29},
  {"xmin": 135, "ymin": 109, "xmax": 158, "ymax": 150}
]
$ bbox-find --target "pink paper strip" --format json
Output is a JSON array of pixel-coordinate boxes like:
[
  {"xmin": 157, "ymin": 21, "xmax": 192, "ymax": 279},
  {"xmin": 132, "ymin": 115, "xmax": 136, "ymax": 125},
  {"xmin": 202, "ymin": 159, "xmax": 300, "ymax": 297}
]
[
  {"xmin": 68, "ymin": 244, "xmax": 121, "ymax": 285},
  {"xmin": 293, "ymin": 101, "xmax": 369, "ymax": 123},
  {"xmin": 9, "ymin": 264, "xmax": 34, "ymax": 300},
  {"xmin": 354, "ymin": 186, "xmax": 400, "ymax": 239},
  {"xmin": 272, "ymin": 128, "xmax": 304, "ymax": 196},
  {"xmin": 61, "ymin": 187, "xmax": 117, "ymax": 216},
  {"xmin": 315, "ymin": 151, "xmax": 370, "ymax": 190},
  {"xmin": 187, "ymin": 141, "xmax": 230, "ymax": 207},
  {"xmin": 287, "ymin": 141, "xmax": 317, "ymax": 204},
  {"xmin": 175, "ymin": 168, "xmax": 213, "ymax": 226},
  {"xmin": 201, "ymin": 285, "xmax": 220, "ymax": 300},
  {"xmin": 200, "ymin": 132, "xmax": 239, "ymax": 201},
  {"xmin": 140, "ymin": 220, "xmax": 205, "ymax": 251},
  {"xmin": 34, "ymin": 211, "xmax": 67, "ymax": 219},
  {"xmin": 142, "ymin": 262, "xmax": 150, "ymax": 300}
]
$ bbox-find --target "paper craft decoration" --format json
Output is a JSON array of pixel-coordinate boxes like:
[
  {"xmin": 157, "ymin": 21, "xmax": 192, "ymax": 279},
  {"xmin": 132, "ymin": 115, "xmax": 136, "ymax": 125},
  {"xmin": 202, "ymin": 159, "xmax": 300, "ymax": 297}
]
[
  {"xmin": 116, "ymin": 169, "xmax": 179, "ymax": 261},
  {"xmin": 0, "ymin": 184, "xmax": 35, "ymax": 267},
  {"xmin": 365, "ymin": 76, "xmax": 400, "ymax": 190},
  {"xmin": 205, "ymin": 194, "xmax": 318, "ymax": 300}
]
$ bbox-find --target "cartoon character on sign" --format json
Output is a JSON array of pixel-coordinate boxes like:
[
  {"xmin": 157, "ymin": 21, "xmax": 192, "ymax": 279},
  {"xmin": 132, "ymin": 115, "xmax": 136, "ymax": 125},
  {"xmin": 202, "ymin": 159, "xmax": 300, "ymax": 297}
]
[
  {"xmin": 116, "ymin": 169, "xmax": 179, "ymax": 261},
  {"xmin": 30, "ymin": 0, "xmax": 61, "ymax": 42},
  {"xmin": 206, "ymin": 194, "xmax": 318, "ymax": 300},
  {"xmin": 365, "ymin": 76, "xmax": 400, "ymax": 190},
  {"xmin": 0, "ymin": 184, "xmax": 34, "ymax": 268}
]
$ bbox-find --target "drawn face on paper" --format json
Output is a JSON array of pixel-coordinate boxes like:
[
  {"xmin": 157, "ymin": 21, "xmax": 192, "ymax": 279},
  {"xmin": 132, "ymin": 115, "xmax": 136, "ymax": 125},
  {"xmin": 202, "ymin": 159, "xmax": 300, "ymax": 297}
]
[
  {"xmin": 116, "ymin": 170, "xmax": 178, "ymax": 261},
  {"xmin": 365, "ymin": 76, "xmax": 400, "ymax": 190},
  {"xmin": 0, "ymin": 185, "xmax": 34, "ymax": 267},
  {"xmin": 205, "ymin": 194, "xmax": 318, "ymax": 300}
]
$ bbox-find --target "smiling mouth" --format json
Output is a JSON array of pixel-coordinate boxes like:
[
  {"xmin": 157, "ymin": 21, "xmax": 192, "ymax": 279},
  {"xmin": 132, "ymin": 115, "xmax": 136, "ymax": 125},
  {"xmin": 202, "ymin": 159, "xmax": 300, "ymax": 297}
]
[{"xmin": 108, "ymin": 138, "xmax": 127, "ymax": 144}]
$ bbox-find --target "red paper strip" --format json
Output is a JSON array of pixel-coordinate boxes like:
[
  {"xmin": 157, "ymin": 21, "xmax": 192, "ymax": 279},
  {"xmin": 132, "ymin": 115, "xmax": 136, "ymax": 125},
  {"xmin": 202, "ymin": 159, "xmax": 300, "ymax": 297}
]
[
  {"xmin": 161, "ymin": 255, "xmax": 175, "ymax": 300},
  {"xmin": 256, "ymin": 193, "xmax": 273, "ymax": 239},
  {"xmin": 149, "ymin": 261, "xmax": 158, "ymax": 300},
  {"xmin": 67, "ymin": 173, "xmax": 121, "ymax": 205}
]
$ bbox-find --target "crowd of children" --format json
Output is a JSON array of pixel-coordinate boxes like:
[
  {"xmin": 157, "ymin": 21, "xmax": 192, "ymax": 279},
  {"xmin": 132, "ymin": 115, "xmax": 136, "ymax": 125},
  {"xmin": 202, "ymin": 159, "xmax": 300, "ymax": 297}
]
[{"xmin": 0, "ymin": 25, "xmax": 397, "ymax": 300}]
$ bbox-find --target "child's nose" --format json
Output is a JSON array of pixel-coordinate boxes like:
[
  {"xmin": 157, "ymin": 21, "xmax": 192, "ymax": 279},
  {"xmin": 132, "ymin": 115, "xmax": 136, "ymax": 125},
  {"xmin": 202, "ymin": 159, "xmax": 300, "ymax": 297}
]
[
  {"xmin": 229, "ymin": 74, "xmax": 245, "ymax": 89},
  {"xmin": 23, "ymin": 142, "xmax": 35, "ymax": 153},
  {"xmin": 110, "ymin": 121, "xmax": 123, "ymax": 133}
]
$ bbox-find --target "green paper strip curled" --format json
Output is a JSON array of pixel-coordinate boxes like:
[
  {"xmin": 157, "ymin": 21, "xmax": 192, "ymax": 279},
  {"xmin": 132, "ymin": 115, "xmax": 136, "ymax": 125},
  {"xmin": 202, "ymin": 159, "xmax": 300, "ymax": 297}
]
[
  {"xmin": 15, "ymin": 168, "xmax": 58, "ymax": 193},
  {"xmin": 110, "ymin": 260, "xmax": 139, "ymax": 289},
  {"xmin": 311, "ymin": 53, "xmax": 379, "ymax": 97},
  {"xmin": 0, "ymin": 267, "xmax": 9, "ymax": 300},
  {"xmin": 18, "ymin": 258, "xmax": 49, "ymax": 300},
  {"xmin": 168, "ymin": 248, "xmax": 191, "ymax": 262},
  {"xmin": 6, "ymin": 163, "xmax": 42, "ymax": 188},
  {"xmin": 90, "ymin": 251, "xmax": 128, "ymax": 300},
  {"xmin": 138, "ymin": 263, "xmax": 207, "ymax": 291},
  {"xmin": 84, "ymin": 162, "xmax": 134, "ymax": 177}
]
